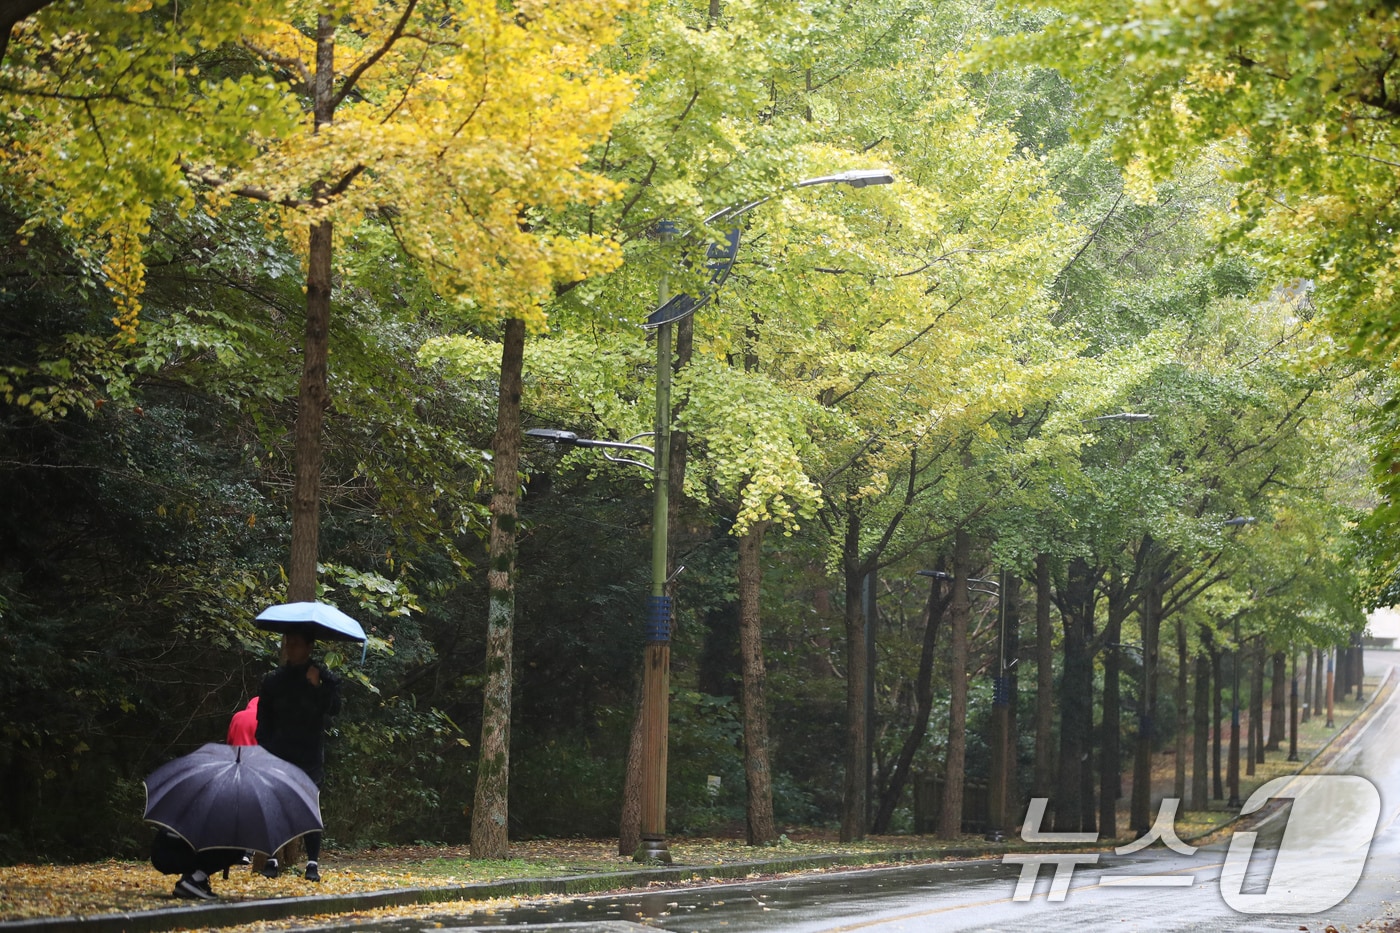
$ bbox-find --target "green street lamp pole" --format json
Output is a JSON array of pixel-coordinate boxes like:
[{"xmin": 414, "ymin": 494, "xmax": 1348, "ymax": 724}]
[
  {"xmin": 636, "ymin": 169, "xmax": 893, "ymax": 863},
  {"xmin": 637, "ymin": 248, "xmax": 677, "ymax": 865},
  {"xmin": 534, "ymin": 171, "xmax": 896, "ymax": 864}
]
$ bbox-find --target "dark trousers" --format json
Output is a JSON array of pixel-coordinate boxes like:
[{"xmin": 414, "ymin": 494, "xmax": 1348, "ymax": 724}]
[{"xmin": 150, "ymin": 830, "xmax": 241, "ymax": 877}]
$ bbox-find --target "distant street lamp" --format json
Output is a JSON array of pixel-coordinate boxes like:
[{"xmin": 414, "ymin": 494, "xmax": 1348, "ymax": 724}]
[
  {"xmin": 537, "ymin": 168, "xmax": 895, "ymax": 864},
  {"xmin": 1081, "ymin": 413, "xmax": 1154, "ymax": 423}
]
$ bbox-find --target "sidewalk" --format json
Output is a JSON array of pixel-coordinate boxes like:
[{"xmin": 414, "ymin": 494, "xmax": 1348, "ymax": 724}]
[
  {"xmin": 1, "ymin": 671, "xmax": 1388, "ymax": 933},
  {"xmin": 1117, "ymin": 668, "xmax": 1391, "ymax": 845}
]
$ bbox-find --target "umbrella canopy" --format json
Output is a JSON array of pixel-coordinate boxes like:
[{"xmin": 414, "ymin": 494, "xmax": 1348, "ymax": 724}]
[
  {"xmin": 144, "ymin": 743, "xmax": 321, "ymax": 854},
  {"xmin": 255, "ymin": 601, "xmax": 367, "ymax": 643}
]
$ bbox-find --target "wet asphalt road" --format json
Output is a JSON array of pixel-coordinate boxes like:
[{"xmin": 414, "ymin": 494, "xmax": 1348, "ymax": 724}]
[{"xmin": 335, "ymin": 651, "xmax": 1400, "ymax": 932}]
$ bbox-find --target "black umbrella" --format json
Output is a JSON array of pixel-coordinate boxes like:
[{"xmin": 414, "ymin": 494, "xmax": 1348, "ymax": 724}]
[{"xmin": 143, "ymin": 743, "xmax": 322, "ymax": 854}]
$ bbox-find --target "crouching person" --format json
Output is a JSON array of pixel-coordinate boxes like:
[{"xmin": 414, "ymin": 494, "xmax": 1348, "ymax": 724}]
[{"xmin": 150, "ymin": 828, "xmax": 242, "ymax": 900}]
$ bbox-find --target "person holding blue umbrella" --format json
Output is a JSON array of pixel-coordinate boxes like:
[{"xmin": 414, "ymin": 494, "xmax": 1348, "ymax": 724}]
[{"xmin": 254, "ymin": 624, "xmax": 342, "ymax": 882}]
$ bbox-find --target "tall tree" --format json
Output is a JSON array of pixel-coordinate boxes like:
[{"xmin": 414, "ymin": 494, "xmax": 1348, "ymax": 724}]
[
  {"xmin": 938, "ymin": 527, "xmax": 972, "ymax": 838},
  {"xmin": 673, "ymin": 357, "xmax": 825, "ymax": 845},
  {"xmin": 471, "ymin": 318, "xmax": 526, "ymax": 856},
  {"xmin": 992, "ymin": 0, "xmax": 1400, "ymax": 589},
  {"xmin": 4, "ymin": 0, "xmax": 637, "ymax": 597}
]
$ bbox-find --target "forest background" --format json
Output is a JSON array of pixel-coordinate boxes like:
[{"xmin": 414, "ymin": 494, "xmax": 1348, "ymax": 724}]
[{"xmin": 2, "ymin": 0, "xmax": 1397, "ymax": 863}]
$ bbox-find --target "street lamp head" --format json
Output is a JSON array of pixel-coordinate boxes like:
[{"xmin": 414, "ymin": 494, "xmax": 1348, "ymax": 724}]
[
  {"xmin": 917, "ymin": 569, "xmax": 953, "ymax": 580},
  {"xmin": 703, "ymin": 169, "xmax": 897, "ymax": 226},
  {"xmin": 1223, "ymin": 516, "xmax": 1257, "ymax": 527},
  {"xmin": 1083, "ymin": 413, "xmax": 1154, "ymax": 423},
  {"xmin": 796, "ymin": 169, "xmax": 896, "ymax": 189},
  {"xmin": 525, "ymin": 428, "xmax": 581, "ymax": 446}
]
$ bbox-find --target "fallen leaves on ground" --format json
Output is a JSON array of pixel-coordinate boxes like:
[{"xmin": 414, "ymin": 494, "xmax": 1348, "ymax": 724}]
[{"xmin": 0, "ymin": 833, "xmax": 916, "ymax": 923}]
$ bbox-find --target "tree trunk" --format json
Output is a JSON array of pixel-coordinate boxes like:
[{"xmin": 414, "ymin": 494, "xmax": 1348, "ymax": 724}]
[
  {"xmin": 1355, "ymin": 640, "xmax": 1366, "ymax": 700},
  {"xmin": 1003, "ymin": 574, "xmax": 1023, "ymax": 826},
  {"xmin": 1174, "ymin": 620, "xmax": 1188, "ymax": 801},
  {"xmin": 737, "ymin": 522, "xmax": 776, "ymax": 845},
  {"xmin": 1055, "ymin": 557, "xmax": 1095, "ymax": 833},
  {"xmin": 840, "ymin": 506, "xmax": 869, "ymax": 842},
  {"xmin": 1033, "ymin": 554, "xmax": 1055, "ymax": 800},
  {"xmin": 1289, "ymin": 652, "xmax": 1300, "ymax": 761},
  {"xmin": 938, "ymin": 527, "xmax": 972, "ymax": 839},
  {"xmin": 987, "ymin": 569, "xmax": 1013, "ymax": 839},
  {"xmin": 288, "ymin": 15, "xmax": 338, "ymax": 602},
  {"xmin": 470, "ymin": 317, "xmax": 525, "ymax": 859},
  {"xmin": 1310, "ymin": 644, "xmax": 1321, "ymax": 722},
  {"xmin": 1266, "ymin": 651, "xmax": 1286, "ymax": 750},
  {"xmin": 1326, "ymin": 648, "xmax": 1335, "ymax": 727},
  {"xmin": 1302, "ymin": 649, "xmax": 1313, "ymax": 724},
  {"xmin": 1249, "ymin": 639, "xmax": 1265, "ymax": 770},
  {"xmin": 1130, "ymin": 572, "xmax": 1161, "ymax": 834},
  {"xmin": 1211, "ymin": 645, "xmax": 1224, "ymax": 800},
  {"xmin": 872, "ymin": 566, "xmax": 949, "ymax": 833},
  {"xmin": 1192, "ymin": 645, "xmax": 1210, "ymax": 809},
  {"xmin": 618, "ymin": 685, "xmax": 644, "ymax": 856},
  {"xmin": 1098, "ymin": 600, "xmax": 1124, "ymax": 839}
]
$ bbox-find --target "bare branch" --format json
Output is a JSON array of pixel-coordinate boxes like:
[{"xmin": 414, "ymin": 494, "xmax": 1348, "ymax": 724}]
[
  {"xmin": 241, "ymin": 39, "xmax": 312, "ymax": 92},
  {"xmin": 333, "ymin": 0, "xmax": 421, "ymax": 111}
]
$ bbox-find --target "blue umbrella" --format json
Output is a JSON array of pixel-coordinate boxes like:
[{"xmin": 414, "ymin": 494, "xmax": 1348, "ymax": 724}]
[
  {"xmin": 255, "ymin": 602, "xmax": 368, "ymax": 662},
  {"xmin": 255, "ymin": 601, "xmax": 366, "ymax": 643},
  {"xmin": 144, "ymin": 743, "xmax": 321, "ymax": 855}
]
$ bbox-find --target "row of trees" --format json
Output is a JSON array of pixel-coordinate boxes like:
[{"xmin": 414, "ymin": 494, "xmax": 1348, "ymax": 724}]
[{"xmin": 0, "ymin": 0, "xmax": 1390, "ymax": 861}]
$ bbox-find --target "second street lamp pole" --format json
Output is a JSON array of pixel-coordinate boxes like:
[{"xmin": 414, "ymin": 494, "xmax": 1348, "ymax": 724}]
[
  {"xmin": 636, "ymin": 168, "xmax": 893, "ymax": 863},
  {"xmin": 638, "ymin": 234, "xmax": 677, "ymax": 865},
  {"xmin": 519, "ymin": 170, "xmax": 898, "ymax": 865}
]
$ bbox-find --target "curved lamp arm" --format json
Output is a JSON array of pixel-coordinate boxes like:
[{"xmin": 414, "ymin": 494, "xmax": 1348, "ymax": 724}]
[{"xmin": 525, "ymin": 428, "xmax": 656, "ymax": 474}]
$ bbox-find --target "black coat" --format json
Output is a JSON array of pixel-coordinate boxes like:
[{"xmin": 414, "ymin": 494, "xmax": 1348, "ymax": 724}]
[{"xmin": 255, "ymin": 660, "xmax": 341, "ymax": 784}]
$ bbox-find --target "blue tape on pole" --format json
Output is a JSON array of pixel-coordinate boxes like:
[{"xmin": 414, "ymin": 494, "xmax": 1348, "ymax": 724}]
[{"xmin": 645, "ymin": 596, "xmax": 673, "ymax": 643}]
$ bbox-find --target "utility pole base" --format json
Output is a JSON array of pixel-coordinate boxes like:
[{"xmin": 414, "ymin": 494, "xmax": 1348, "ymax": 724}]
[{"xmin": 634, "ymin": 839, "xmax": 673, "ymax": 865}]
